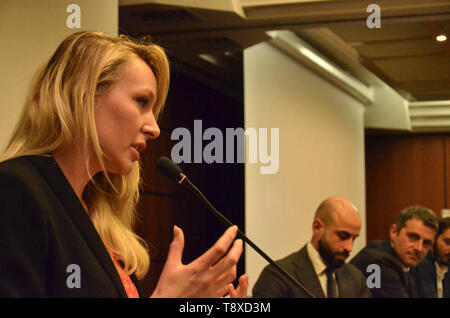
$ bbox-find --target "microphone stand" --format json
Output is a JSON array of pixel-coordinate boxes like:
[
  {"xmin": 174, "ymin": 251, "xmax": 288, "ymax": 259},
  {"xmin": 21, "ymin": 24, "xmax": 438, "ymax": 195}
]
[{"xmin": 179, "ymin": 173, "xmax": 316, "ymax": 298}]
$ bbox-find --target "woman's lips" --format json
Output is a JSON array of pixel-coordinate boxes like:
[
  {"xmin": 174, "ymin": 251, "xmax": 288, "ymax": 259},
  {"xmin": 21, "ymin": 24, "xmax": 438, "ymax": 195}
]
[{"xmin": 131, "ymin": 146, "xmax": 139, "ymax": 160}]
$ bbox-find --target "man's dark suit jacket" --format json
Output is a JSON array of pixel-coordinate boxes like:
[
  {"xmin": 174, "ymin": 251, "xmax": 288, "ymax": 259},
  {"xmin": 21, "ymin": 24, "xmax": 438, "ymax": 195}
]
[
  {"xmin": 411, "ymin": 253, "xmax": 450, "ymax": 298},
  {"xmin": 0, "ymin": 155, "xmax": 143, "ymax": 297},
  {"xmin": 350, "ymin": 239, "xmax": 418, "ymax": 298},
  {"xmin": 252, "ymin": 244, "xmax": 371, "ymax": 298}
]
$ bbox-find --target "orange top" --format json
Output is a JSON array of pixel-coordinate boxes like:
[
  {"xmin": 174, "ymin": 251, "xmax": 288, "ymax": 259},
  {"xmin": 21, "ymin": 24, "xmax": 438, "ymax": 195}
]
[{"xmin": 108, "ymin": 251, "xmax": 140, "ymax": 298}]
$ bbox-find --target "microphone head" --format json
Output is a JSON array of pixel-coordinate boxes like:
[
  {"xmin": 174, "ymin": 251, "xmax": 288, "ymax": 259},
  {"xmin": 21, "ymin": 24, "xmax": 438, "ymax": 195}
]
[{"xmin": 156, "ymin": 156, "xmax": 183, "ymax": 182}]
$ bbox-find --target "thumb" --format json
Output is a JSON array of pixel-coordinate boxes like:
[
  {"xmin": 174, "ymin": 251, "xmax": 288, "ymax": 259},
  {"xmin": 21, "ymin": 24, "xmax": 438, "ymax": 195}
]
[{"xmin": 165, "ymin": 225, "xmax": 184, "ymax": 266}]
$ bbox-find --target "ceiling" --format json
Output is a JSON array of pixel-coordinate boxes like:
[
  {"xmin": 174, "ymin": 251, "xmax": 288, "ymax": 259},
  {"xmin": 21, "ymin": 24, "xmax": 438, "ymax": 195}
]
[{"xmin": 119, "ymin": 0, "xmax": 450, "ymax": 106}]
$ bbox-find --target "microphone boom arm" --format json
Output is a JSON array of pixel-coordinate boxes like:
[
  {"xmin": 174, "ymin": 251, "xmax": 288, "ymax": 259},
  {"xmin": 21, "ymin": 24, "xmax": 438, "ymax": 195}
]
[{"xmin": 180, "ymin": 174, "xmax": 316, "ymax": 298}]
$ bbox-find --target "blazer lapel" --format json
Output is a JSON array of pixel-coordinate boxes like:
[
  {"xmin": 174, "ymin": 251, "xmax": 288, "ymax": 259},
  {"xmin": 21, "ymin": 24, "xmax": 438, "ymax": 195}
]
[
  {"xmin": 293, "ymin": 246, "xmax": 326, "ymax": 298},
  {"xmin": 28, "ymin": 155, "xmax": 127, "ymax": 298}
]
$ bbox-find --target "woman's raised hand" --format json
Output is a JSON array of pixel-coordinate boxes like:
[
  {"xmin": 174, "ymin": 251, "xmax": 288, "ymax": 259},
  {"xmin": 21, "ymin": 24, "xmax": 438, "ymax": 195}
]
[{"xmin": 151, "ymin": 225, "xmax": 248, "ymax": 298}]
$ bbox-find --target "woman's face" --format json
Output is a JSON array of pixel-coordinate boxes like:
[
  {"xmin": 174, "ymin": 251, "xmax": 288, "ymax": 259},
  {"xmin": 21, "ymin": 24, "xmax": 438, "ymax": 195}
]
[{"xmin": 94, "ymin": 56, "xmax": 160, "ymax": 175}]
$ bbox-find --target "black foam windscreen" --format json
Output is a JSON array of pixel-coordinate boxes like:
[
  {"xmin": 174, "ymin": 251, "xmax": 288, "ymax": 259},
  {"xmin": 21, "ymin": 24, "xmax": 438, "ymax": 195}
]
[{"xmin": 156, "ymin": 156, "xmax": 183, "ymax": 182}]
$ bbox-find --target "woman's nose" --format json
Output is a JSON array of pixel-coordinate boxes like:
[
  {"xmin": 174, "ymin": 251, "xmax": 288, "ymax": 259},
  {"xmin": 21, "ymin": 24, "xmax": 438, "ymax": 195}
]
[{"xmin": 141, "ymin": 115, "xmax": 160, "ymax": 140}]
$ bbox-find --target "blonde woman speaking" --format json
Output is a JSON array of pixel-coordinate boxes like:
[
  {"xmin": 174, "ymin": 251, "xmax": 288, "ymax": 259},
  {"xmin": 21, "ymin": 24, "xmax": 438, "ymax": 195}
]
[{"xmin": 0, "ymin": 31, "xmax": 248, "ymax": 298}]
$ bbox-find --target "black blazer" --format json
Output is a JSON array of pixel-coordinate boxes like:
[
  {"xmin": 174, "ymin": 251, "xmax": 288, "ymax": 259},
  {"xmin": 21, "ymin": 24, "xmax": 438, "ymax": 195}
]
[
  {"xmin": 350, "ymin": 239, "xmax": 418, "ymax": 298},
  {"xmin": 252, "ymin": 245, "xmax": 371, "ymax": 298},
  {"xmin": 0, "ymin": 155, "xmax": 143, "ymax": 297}
]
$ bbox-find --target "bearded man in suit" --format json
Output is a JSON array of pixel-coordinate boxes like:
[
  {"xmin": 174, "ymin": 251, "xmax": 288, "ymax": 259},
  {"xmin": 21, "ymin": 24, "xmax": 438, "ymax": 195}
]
[
  {"xmin": 412, "ymin": 217, "xmax": 450, "ymax": 298},
  {"xmin": 252, "ymin": 196, "xmax": 371, "ymax": 298}
]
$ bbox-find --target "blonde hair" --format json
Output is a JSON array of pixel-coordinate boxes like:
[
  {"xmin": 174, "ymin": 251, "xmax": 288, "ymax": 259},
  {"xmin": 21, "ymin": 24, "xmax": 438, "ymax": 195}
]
[{"xmin": 1, "ymin": 31, "xmax": 170, "ymax": 279}]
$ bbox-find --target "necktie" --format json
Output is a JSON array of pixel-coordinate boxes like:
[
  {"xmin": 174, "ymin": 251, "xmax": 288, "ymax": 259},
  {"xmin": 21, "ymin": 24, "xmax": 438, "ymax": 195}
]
[
  {"xmin": 326, "ymin": 268, "xmax": 338, "ymax": 298},
  {"xmin": 404, "ymin": 272, "xmax": 416, "ymax": 297}
]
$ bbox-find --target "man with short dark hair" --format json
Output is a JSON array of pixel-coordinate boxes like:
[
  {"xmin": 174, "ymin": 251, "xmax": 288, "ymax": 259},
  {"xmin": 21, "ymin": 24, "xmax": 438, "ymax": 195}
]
[
  {"xmin": 412, "ymin": 217, "xmax": 450, "ymax": 298},
  {"xmin": 252, "ymin": 196, "xmax": 371, "ymax": 298},
  {"xmin": 350, "ymin": 205, "xmax": 438, "ymax": 298}
]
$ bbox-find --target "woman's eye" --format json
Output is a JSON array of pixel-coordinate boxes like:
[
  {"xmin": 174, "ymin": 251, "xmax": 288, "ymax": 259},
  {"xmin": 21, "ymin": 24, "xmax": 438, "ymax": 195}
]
[{"xmin": 137, "ymin": 98, "xmax": 148, "ymax": 107}]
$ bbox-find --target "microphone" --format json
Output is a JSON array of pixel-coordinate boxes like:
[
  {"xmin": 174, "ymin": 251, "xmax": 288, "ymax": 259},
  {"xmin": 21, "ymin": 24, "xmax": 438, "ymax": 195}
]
[{"xmin": 156, "ymin": 156, "xmax": 315, "ymax": 298}]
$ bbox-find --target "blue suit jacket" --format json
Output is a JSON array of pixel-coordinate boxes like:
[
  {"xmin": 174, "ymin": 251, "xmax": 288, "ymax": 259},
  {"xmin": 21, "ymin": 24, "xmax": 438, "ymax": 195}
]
[{"xmin": 412, "ymin": 254, "xmax": 450, "ymax": 298}]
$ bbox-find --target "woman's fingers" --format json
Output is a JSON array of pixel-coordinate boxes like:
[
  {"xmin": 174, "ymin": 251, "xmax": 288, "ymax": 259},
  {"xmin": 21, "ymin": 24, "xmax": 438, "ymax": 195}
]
[
  {"xmin": 151, "ymin": 224, "xmax": 248, "ymax": 298},
  {"xmin": 192, "ymin": 225, "xmax": 238, "ymax": 270},
  {"xmin": 165, "ymin": 225, "xmax": 185, "ymax": 268},
  {"xmin": 208, "ymin": 241, "xmax": 243, "ymax": 294},
  {"xmin": 210, "ymin": 238, "xmax": 243, "ymax": 276},
  {"xmin": 197, "ymin": 235, "xmax": 243, "ymax": 294},
  {"xmin": 235, "ymin": 274, "xmax": 249, "ymax": 298},
  {"xmin": 223, "ymin": 274, "xmax": 249, "ymax": 298},
  {"xmin": 214, "ymin": 264, "xmax": 238, "ymax": 289},
  {"xmin": 223, "ymin": 284, "xmax": 237, "ymax": 298}
]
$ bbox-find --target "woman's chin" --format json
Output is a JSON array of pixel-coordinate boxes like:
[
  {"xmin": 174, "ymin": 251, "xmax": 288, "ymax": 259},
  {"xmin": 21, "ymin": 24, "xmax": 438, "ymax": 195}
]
[
  {"xmin": 105, "ymin": 160, "xmax": 134, "ymax": 176},
  {"xmin": 117, "ymin": 165, "xmax": 134, "ymax": 176}
]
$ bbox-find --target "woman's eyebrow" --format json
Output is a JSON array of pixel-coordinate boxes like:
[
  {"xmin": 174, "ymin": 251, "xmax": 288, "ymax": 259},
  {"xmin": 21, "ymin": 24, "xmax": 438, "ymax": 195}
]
[{"xmin": 137, "ymin": 88, "xmax": 155, "ymax": 99}]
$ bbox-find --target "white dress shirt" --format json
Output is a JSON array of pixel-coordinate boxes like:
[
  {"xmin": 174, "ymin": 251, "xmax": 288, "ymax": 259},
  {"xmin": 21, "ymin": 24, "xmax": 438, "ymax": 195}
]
[{"xmin": 435, "ymin": 262, "xmax": 448, "ymax": 298}]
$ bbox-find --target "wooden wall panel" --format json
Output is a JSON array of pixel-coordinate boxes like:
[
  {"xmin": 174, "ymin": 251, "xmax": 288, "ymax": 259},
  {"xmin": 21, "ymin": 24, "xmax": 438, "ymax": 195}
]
[
  {"xmin": 445, "ymin": 136, "xmax": 450, "ymax": 208},
  {"xmin": 365, "ymin": 134, "xmax": 446, "ymax": 243}
]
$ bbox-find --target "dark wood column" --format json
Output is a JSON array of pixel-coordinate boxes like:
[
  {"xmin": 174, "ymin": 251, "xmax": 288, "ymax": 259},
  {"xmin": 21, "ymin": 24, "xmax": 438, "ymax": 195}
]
[{"xmin": 365, "ymin": 133, "xmax": 446, "ymax": 242}]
